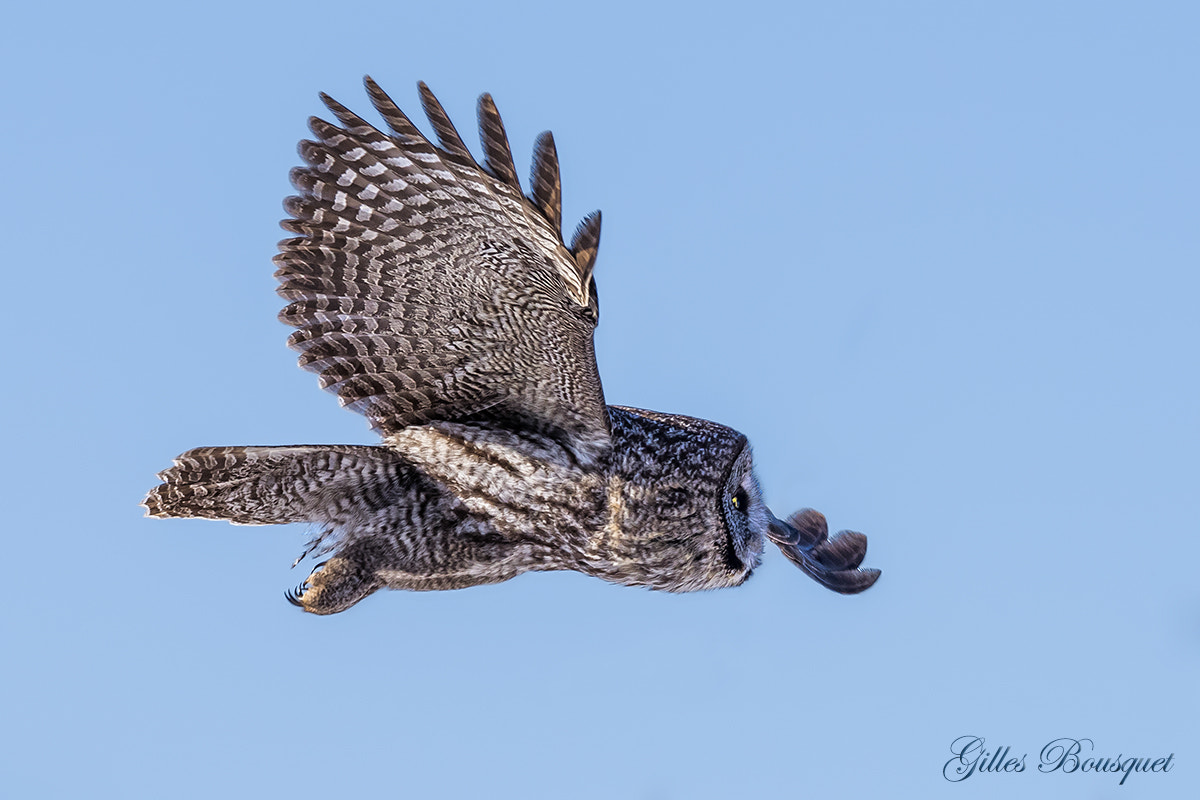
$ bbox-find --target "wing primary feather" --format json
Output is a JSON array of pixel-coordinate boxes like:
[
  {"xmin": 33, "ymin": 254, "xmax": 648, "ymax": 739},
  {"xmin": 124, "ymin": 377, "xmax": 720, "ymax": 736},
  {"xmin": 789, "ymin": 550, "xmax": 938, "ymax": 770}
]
[
  {"xmin": 416, "ymin": 81, "xmax": 476, "ymax": 166},
  {"xmin": 317, "ymin": 92, "xmax": 373, "ymax": 133},
  {"xmin": 363, "ymin": 75, "xmax": 436, "ymax": 152},
  {"xmin": 476, "ymin": 92, "xmax": 521, "ymax": 192},
  {"xmin": 529, "ymin": 131, "xmax": 562, "ymax": 235},
  {"xmin": 570, "ymin": 210, "xmax": 602, "ymax": 283}
]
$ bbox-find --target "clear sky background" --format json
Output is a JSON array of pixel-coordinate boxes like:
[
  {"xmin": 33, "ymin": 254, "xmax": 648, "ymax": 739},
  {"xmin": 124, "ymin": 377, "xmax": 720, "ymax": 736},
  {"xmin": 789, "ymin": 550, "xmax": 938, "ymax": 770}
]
[{"xmin": 3, "ymin": 2, "xmax": 1197, "ymax": 798}]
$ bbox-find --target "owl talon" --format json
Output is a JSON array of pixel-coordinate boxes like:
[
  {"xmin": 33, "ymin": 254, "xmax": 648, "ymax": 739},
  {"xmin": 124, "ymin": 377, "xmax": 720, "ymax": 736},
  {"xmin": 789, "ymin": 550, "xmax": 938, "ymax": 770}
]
[
  {"xmin": 284, "ymin": 563, "xmax": 325, "ymax": 608},
  {"xmin": 285, "ymin": 585, "xmax": 307, "ymax": 607},
  {"xmin": 280, "ymin": 553, "xmax": 381, "ymax": 614}
]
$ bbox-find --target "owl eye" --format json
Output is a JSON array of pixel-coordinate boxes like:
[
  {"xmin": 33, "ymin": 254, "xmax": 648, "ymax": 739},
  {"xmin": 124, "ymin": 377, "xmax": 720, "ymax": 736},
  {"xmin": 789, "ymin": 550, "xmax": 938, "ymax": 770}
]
[{"xmin": 731, "ymin": 487, "xmax": 750, "ymax": 515}]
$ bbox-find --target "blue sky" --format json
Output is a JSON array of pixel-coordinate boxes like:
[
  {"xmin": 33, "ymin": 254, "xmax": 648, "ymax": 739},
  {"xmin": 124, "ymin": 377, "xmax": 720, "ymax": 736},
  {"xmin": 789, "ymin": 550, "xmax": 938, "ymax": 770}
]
[{"xmin": 3, "ymin": 2, "xmax": 1197, "ymax": 798}]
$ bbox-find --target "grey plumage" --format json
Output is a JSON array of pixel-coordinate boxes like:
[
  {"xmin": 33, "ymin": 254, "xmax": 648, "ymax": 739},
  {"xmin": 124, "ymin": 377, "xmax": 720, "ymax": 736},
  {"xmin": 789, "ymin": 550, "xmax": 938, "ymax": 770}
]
[{"xmin": 143, "ymin": 78, "xmax": 880, "ymax": 614}]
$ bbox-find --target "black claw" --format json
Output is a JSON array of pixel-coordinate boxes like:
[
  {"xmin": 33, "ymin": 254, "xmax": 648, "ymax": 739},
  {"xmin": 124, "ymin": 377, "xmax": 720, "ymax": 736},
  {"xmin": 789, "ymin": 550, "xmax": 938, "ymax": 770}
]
[{"xmin": 285, "ymin": 585, "xmax": 306, "ymax": 607}]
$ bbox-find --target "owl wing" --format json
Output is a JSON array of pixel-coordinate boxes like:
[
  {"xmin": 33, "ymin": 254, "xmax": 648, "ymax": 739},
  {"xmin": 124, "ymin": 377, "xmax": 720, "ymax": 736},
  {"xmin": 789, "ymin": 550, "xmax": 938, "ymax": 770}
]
[{"xmin": 275, "ymin": 78, "xmax": 609, "ymax": 463}]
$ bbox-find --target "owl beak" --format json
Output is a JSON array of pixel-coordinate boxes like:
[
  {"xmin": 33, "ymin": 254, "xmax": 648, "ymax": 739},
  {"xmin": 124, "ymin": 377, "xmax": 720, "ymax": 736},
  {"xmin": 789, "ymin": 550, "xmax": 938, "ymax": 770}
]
[{"xmin": 766, "ymin": 508, "xmax": 881, "ymax": 594}]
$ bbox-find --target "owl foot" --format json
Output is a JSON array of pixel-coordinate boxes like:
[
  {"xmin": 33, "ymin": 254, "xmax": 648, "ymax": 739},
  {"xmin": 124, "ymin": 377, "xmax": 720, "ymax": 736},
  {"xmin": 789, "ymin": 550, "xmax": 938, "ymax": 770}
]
[
  {"xmin": 766, "ymin": 508, "xmax": 880, "ymax": 594},
  {"xmin": 284, "ymin": 557, "xmax": 381, "ymax": 614}
]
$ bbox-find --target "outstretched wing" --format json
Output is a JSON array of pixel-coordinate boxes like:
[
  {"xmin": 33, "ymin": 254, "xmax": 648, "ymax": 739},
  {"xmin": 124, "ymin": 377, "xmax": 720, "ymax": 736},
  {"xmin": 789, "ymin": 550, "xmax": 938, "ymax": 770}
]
[{"xmin": 274, "ymin": 78, "xmax": 609, "ymax": 463}]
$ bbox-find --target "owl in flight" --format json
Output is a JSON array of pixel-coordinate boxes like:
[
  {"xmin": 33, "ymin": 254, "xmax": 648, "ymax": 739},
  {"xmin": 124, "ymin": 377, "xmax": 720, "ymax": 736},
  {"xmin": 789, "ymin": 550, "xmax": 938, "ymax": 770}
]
[{"xmin": 143, "ymin": 78, "xmax": 881, "ymax": 614}]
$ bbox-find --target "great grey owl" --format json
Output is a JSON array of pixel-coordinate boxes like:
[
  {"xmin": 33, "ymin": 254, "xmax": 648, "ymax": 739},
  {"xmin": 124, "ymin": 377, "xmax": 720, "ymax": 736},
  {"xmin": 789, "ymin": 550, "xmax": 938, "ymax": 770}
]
[{"xmin": 142, "ymin": 77, "xmax": 881, "ymax": 614}]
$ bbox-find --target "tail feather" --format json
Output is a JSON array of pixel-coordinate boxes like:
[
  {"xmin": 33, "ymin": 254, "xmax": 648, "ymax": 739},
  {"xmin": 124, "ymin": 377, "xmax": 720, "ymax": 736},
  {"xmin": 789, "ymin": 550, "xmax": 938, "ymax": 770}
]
[{"xmin": 142, "ymin": 444, "xmax": 400, "ymax": 525}]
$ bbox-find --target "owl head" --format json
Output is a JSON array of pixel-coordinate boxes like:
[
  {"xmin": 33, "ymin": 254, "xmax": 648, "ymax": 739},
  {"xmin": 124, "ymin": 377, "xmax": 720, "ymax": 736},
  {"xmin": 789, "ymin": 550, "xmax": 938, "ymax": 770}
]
[
  {"xmin": 603, "ymin": 406, "xmax": 879, "ymax": 595},
  {"xmin": 602, "ymin": 407, "xmax": 769, "ymax": 592}
]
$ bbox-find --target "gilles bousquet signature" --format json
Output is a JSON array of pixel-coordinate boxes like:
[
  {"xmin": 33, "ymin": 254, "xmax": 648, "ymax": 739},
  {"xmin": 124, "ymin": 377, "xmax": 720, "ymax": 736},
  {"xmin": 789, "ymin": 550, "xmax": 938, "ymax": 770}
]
[{"xmin": 944, "ymin": 736, "xmax": 1175, "ymax": 786}]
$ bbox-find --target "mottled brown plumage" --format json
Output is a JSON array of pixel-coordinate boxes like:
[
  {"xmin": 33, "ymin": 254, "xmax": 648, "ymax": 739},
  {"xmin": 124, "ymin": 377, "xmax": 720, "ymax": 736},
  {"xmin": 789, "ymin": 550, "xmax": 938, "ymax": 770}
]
[{"xmin": 142, "ymin": 78, "xmax": 880, "ymax": 613}]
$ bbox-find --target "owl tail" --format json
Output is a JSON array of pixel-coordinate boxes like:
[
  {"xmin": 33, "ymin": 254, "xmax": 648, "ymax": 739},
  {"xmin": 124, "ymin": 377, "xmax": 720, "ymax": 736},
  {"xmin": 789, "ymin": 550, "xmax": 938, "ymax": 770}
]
[{"xmin": 142, "ymin": 444, "xmax": 400, "ymax": 525}]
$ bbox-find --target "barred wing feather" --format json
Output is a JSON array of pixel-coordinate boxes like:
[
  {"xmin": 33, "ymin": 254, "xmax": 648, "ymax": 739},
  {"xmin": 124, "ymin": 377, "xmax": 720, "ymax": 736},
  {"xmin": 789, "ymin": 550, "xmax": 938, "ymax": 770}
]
[{"xmin": 274, "ymin": 78, "xmax": 610, "ymax": 463}]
